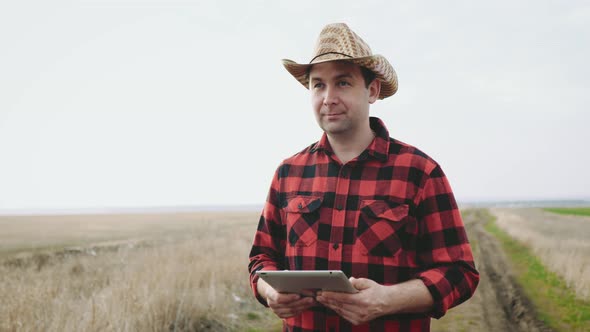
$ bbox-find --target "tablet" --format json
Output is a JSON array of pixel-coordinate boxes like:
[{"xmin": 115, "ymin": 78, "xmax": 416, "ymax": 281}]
[{"xmin": 256, "ymin": 270, "xmax": 358, "ymax": 295}]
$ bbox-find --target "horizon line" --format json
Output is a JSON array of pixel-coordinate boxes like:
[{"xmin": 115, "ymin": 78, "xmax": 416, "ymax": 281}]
[{"xmin": 1, "ymin": 199, "xmax": 589, "ymax": 216}]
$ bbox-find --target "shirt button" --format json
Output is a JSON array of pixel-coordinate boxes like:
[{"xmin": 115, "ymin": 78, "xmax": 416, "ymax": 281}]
[
  {"xmin": 341, "ymin": 169, "xmax": 348, "ymax": 177},
  {"xmin": 336, "ymin": 205, "xmax": 343, "ymax": 211},
  {"xmin": 298, "ymin": 203, "xmax": 303, "ymax": 209},
  {"xmin": 332, "ymin": 243, "xmax": 339, "ymax": 250}
]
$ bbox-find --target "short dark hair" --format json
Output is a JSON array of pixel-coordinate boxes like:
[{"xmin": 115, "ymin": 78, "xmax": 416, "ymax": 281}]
[
  {"xmin": 306, "ymin": 62, "xmax": 377, "ymax": 88},
  {"xmin": 359, "ymin": 66, "xmax": 377, "ymax": 88}
]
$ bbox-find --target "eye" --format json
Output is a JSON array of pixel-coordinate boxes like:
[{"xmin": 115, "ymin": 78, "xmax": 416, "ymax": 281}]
[
  {"xmin": 313, "ymin": 82, "xmax": 325, "ymax": 89},
  {"xmin": 337, "ymin": 81, "xmax": 351, "ymax": 87}
]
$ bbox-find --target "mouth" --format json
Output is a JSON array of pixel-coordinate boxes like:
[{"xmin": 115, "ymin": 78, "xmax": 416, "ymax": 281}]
[{"xmin": 324, "ymin": 112, "xmax": 344, "ymax": 119}]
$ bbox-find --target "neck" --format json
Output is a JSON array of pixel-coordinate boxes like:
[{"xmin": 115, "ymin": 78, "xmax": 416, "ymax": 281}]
[{"xmin": 327, "ymin": 126, "xmax": 375, "ymax": 164}]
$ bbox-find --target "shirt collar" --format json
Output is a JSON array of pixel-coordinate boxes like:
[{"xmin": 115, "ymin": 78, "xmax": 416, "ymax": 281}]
[{"xmin": 311, "ymin": 116, "xmax": 390, "ymax": 163}]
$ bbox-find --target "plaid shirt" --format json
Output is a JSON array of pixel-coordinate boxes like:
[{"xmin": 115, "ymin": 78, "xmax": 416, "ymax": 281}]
[{"xmin": 249, "ymin": 117, "xmax": 479, "ymax": 332}]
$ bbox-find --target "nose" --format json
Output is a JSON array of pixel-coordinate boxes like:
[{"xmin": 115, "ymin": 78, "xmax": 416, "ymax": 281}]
[{"xmin": 323, "ymin": 86, "xmax": 339, "ymax": 106}]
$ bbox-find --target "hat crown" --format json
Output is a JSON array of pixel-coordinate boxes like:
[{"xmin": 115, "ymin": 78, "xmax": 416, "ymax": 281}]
[{"xmin": 311, "ymin": 23, "xmax": 373, "ymax": 63}]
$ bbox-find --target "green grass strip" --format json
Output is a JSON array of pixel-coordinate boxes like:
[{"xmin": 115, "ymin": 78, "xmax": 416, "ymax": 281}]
[
  {"xmin": 543, "ymin": 207, "xmax": 590, "ymax": 217},
  {"xmin": 484, "ymin": 214, "xmax": 590, "ymax": 331}
]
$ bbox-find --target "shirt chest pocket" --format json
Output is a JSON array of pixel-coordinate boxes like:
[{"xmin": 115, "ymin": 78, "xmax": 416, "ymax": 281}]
[
  {"xmin": 356, "ymin": 200, "xmax": 411, "ymax": 256},
  {"xmin": 284, "ymin": 195, "xmax": 323, "ymax": 247}
]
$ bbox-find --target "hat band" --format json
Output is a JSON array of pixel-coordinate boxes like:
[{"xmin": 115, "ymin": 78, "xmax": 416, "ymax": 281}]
[{"xmin": 309, "ymin": 52, "xmax": 352, "ymax": 63}]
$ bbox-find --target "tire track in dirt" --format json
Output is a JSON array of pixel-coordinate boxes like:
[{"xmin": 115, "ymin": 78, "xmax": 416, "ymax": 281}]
[{"xmin": 463, "ymin": 209, "xmax": 553, "ymax": 332}]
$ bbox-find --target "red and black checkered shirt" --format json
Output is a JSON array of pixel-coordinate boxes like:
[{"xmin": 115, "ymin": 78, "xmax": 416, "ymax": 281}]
[{"xmin": 249, "ymin": 117, "xmax": 479, "ymax": 332}]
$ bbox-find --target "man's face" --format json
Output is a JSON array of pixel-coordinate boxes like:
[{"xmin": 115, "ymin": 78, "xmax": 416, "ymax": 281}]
[{"xmin": 308, "ymin": 61, "xmax": 380, "ymax": 139}]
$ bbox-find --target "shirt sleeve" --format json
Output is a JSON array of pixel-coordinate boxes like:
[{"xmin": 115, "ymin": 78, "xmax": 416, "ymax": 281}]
[
  {"xmin": 248, "ymin": 166, "xmax": 287, "ymax": 306},
  {"xmin": 414, "ymin": 164, "xmax": 479, "ymax": 319}
]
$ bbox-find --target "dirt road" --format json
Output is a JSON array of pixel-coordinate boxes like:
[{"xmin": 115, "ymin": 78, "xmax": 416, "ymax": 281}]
[{"xmin": 432, "ymin": 209, "xmax": 553, "ymax": 332}]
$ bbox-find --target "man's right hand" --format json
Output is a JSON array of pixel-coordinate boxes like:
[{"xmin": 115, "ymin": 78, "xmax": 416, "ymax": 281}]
[{"xmin": 257, "ymin": 278, "xmax": 317, "ymax": 318}]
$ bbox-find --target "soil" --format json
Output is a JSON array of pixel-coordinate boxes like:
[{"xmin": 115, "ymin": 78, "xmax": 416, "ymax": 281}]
[{"xmin": 435, "ymin": 209, "xmax": 554, "ymax": 332}]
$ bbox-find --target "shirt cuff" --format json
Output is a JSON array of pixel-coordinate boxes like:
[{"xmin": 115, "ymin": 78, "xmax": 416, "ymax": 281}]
[{"xmin": 417, "ymin": 270, "xmax": 450, "ymax": 319}]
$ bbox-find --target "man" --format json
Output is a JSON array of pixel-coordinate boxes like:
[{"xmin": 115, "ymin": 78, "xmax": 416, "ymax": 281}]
[{"xmin": 248, "ymin": 23, "xmax": 479, "ymax": 331}]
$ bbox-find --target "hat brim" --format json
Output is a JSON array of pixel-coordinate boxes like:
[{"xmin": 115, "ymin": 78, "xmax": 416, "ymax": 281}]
[{"xmin": 282, "ymin": 55, "xmax": 398, "ymax": 99}]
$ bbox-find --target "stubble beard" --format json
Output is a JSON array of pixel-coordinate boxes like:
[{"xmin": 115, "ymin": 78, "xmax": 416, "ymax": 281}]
[{"xmin": 319, "ymin": 117, "xmax": 355, "ymax": 137}]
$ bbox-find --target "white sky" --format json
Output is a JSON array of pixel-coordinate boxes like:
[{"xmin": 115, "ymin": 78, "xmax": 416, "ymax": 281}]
[{"xmin": 1, "ymin": 0, "xmax": 589, "ymax": 211}]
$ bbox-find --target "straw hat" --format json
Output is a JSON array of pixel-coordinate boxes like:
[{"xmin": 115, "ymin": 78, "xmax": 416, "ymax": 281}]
[{"xmin": 282, "ymin": 23, "xmax": 398, "ymax": 99}]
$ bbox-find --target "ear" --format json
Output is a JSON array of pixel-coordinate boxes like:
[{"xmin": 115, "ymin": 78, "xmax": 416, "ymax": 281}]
[{"xmin": 368, "ymin": 79, "xmax": 381, "ymax": 104}]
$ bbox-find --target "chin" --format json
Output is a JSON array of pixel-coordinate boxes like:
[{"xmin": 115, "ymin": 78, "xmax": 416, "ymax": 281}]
[{"xmin": 323, "ymin": 127, "xmax": 349, "ymax": 136}]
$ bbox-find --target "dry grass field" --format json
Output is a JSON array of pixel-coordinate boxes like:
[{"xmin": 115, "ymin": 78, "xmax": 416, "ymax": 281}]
[
  {"xmin": 2, "ymin": 208, "xmax": 586, "ymax": 331},
  {"xmin": 0, "ymin": 212, "xmax": 239, "ymax": 257},
  {"xmin": 491, "ymin": 208, "xmax": 590, "ymax": 300},
  {"xmin": 0, "ymin": 212, "xmax": 279, "ymax": 332}
]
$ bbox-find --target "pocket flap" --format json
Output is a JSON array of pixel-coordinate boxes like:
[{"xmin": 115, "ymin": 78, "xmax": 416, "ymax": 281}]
[
  {"xmin": 360, "ymin": 200, "xmax": 409, "ymax": 222},
  {"xmin": 284, "ymin": 195, "xmax": 323, "ymax": 213}
]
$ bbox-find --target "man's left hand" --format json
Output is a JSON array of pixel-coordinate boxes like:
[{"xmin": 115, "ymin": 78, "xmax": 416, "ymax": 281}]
[{"xmin": 316, "ymin": 277, "xmax": 390, "ymax": 325}]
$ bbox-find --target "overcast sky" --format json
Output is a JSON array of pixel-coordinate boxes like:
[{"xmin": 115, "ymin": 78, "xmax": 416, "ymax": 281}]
[{"xmin": 1, "ymin": 0, "xmax": 589, "ymax": 211}]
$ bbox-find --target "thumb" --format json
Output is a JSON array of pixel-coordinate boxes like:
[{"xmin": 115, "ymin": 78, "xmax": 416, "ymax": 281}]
[{"xmin": 350, "ymin": 277, "xmax": 373, "ymax": 290}]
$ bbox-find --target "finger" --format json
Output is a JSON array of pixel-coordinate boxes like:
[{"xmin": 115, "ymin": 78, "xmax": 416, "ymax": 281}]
[
  {"xmin": 316, "ymin": 295, "xmax": 347, "ymax": 312},
  {"xmin": 318, "ymin": 298, "xmax": 358, "ymax": 317},
  {"xmin": 273, "ymin": 308, "xmax": 298, "ymax": 318},
  {"xmin": 271, "ymin": 303, "xmax": 302, "ymax": 318},
  {"xmin": 272, "ymin": 293, "xmax": 301, "ymax": 304},
  {"xmin": 322, "ymin": 302, "xmax": 363, "ymax": 325},
  {"xmin": 315, "ymin": 294, "xmax": 334, "ymax": 308},
  {"xmin": 289, "ymin": 297, "xmax": 317, "ymax": 312},
  {"xmin": 317, "ymin": 290, "xmax": 348, "ymax": 300},
  {"xmin": 317, "ymin": 292, "xmax": 356, "ymax": 305},
  {"xmin": 350, "ymin": 277, "xmax": 374, "ymax": 290},
  {"xmin": 270, "ymin": 296, "xmax": 314, "ymax": 312},
  {"xmin": 272, "ymin": 297, "xmax": 316, "ymax": 318}
]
